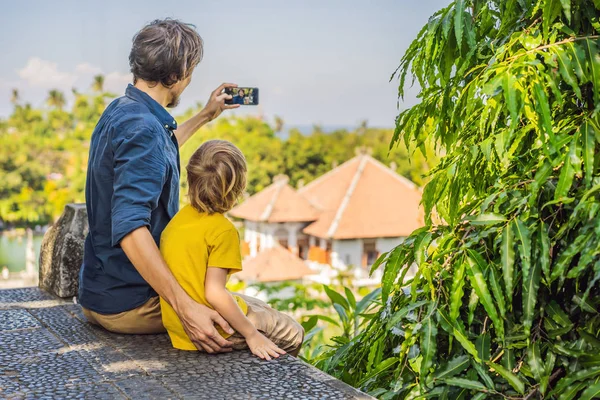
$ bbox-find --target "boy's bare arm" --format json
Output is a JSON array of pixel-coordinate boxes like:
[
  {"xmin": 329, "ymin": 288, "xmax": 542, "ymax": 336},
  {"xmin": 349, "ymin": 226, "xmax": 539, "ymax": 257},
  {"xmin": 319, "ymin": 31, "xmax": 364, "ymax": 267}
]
[
  {"xmin": 204, "ymin": 268, "xmax": 257, "ymax": 338},
  {"xmin": 205, "ymin": 267, "xmax": 285, "ymax": 360}
]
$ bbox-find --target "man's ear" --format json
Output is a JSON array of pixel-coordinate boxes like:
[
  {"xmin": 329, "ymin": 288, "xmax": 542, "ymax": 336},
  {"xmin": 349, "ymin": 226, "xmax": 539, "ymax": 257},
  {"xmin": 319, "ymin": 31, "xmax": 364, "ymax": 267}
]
[{"xmin": 165, "ymin": 74, "xmax": 179, "ymax": 89}]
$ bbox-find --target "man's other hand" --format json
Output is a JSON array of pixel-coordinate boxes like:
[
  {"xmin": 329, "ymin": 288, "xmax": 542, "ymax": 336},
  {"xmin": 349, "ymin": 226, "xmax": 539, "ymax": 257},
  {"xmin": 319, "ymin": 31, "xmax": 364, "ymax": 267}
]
[
  {"xmin": 203, "ymin": 83, "xmax": 240, "ymax": 121},
  {"xmin": 178, "ymin": 298, "xmax": 234, "ymax": 353}
]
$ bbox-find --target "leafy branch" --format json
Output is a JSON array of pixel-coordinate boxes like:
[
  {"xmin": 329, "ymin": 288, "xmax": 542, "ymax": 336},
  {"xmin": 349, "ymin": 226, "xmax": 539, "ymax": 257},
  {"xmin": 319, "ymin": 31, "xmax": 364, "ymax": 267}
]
[{"xmin": 321, "ymin": 1, "xmax": 600, "ymax": 398}]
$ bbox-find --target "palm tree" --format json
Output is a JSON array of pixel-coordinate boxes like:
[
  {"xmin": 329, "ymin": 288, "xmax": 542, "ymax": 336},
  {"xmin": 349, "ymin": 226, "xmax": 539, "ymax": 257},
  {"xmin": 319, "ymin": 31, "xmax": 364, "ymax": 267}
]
[
  {"xmin": 46, "ymin": 89, "xmax": 66, "ymax": 110},
  {"xmin": 274, "ymin": 115, "xmax": 284, "ymax": 134},
  {"xmin": 10, "ymin": 89, "xmax": 19, "ymax": 105},
  {"xmin": 357, "ymin": 119, "xmax": 368, "ymax": 135},
  {"xmin": 92, "ymin": 75, "xmax": 105, "ymax": 92}
]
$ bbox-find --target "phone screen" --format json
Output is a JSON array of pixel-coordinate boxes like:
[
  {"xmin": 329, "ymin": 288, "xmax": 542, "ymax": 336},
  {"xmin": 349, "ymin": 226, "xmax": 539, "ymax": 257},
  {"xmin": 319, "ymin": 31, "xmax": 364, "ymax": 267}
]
[{"xmin": 224, "ymin": 87, "xmax": 259, "ymax": 106}]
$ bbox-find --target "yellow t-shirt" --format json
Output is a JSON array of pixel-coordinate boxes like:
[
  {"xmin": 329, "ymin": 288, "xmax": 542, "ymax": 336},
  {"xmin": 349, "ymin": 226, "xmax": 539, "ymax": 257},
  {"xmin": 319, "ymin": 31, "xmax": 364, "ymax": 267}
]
[{"xmin": 159, "ymin": 204, "xmax": 247, "ymax": 351}]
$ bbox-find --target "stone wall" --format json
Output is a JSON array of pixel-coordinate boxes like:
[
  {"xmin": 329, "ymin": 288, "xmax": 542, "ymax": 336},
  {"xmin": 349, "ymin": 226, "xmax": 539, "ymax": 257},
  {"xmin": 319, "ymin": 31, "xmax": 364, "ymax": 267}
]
[{"xmin": 38, "ymin": 204, "xmax": 88, "ymax": 298}]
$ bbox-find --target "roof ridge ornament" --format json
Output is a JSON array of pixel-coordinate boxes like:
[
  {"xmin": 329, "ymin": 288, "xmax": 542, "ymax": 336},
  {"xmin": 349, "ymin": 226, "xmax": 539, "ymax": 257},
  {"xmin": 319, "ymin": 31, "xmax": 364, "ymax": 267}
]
[
  {"xmin": 354, "ymin": 146, "xmax": 372, "ymax": 156},
  {"xmin": 272, "ymin": 174, "xmax": 289, "ymax": 184}
]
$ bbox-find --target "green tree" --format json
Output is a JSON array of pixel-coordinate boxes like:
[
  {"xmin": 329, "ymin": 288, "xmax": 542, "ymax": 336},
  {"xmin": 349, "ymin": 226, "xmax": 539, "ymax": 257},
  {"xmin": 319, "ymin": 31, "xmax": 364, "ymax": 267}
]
[
  {"xmin": 357, "ymin": 119, "xmax": 368, "ymax": 135},
  {"xmin": 10, "ymin": 89, "xmax": 19, "ymax": 105},
  {"xmin": 46, "ymin": 89, "xmax": 66, "ymax": 110},
  {"xmin": 281, "ymin": 127, "xmax": 436, "ymax": 188},
  {"xmin": 0, "ymin": 80, "xmax": 111, "ymax": 226},
  {"xmin": 1, "ymin": 82, "xmax": 435, "ymax": 227},
  {"xmin": 92, "ymin": 74, "xmax": 104, "ymax": 92},
  {"xmin": 319, "ymin": 1, "xmax": 600, "ymax": 399},
  {"xmin": 274, "ymin": 115, "xmax": 284, "ymax": 134},
  {"xmin": 179, "ymin": 112, "xmax": 284, "ymax": 201}
]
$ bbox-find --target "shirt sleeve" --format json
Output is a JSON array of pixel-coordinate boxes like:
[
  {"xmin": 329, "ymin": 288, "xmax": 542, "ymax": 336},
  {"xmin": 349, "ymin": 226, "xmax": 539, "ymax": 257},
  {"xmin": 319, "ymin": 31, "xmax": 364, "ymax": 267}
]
[
  {"xmin": 207, "ymin": 228, "xmax": 243, "ymax": 272},
  {"xmin": 111, "ymin": 126, "xmax": 167, "ymax": 246}
]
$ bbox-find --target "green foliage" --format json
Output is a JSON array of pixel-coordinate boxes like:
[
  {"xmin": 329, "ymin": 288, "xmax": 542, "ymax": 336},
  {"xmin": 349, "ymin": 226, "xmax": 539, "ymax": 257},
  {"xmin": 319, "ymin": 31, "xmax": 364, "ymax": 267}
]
[
  {"xmin": 46, "ymin": 89, "xmax": 66, "ymax": 110},
  {"xmin": 179, "ymin": 115, "xmax": 284, "ymax": 197},
  {"xmin": 244, "ymin": 279, "xmax": 382, "ymax": 364},
  {"xmin": 180, "ymin": 114, "xmax": 437, "ymax": 201},
  {"xmin": 1, "ymin": 90, "xmax": 434, "ymax": 227},
  {"xmin": 0, "ymin": 92, "xmax": 98, "ymax": 225},
  {"xmin": 321, "ymin": 0, "xmax": 600, "ymax": 398},
  {"xmin": 303, "ymin": 285, "xmax": 382, "ymax": 369},
  {"xmin": 248, "ymin": 281, "xmax": 330, "ymax": 312},
  {"xmin": 281, "ymin": 127, "xmax": 436, "ymax": 189}
]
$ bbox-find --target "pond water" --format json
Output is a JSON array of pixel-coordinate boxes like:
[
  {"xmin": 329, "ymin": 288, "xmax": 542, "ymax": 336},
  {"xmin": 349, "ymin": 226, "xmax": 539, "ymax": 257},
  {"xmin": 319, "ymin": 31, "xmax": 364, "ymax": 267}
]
[{"xmin": 0, "ymin": 234, "xmax": 43, "ymax": 273}]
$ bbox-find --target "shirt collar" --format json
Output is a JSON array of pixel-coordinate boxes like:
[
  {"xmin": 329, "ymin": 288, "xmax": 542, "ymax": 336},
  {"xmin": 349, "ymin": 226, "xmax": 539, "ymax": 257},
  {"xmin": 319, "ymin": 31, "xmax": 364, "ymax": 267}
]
[{"xmin": 125, "ymin": 84, "xmax": 178, "ymax": 130}]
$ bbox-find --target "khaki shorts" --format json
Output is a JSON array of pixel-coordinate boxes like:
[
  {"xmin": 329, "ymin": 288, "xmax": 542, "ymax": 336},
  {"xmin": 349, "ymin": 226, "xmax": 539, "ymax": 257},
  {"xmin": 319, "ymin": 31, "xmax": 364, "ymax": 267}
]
[
  {"xmin": 229, "ymin": 293, "xmax": 304, "ymax": 356},
  {"xmin": 82, "ymin": 296, "xmax": 166, "ymax": 335}
]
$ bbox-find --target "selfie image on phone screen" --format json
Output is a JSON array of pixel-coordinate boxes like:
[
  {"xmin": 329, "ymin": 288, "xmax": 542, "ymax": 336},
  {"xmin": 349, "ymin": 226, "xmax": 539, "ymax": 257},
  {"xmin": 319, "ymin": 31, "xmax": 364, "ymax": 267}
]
[{"xmin": 225, "ymin": 87, "xmax": 259, "ymax": 106}]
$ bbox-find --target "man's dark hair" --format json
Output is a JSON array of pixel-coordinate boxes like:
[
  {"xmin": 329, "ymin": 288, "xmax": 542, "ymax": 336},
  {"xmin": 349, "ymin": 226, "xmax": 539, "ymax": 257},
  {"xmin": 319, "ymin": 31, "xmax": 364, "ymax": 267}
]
[{"xmin": 129, "ymin": 19, "xmax": 203, "ymax": 87}]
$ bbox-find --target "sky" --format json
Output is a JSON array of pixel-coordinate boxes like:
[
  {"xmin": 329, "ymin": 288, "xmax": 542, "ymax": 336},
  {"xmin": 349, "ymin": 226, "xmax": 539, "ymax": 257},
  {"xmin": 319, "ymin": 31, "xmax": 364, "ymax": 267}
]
[{"xmin": 0, "ymin": 0, "xmax": 450, "ymax": 128}]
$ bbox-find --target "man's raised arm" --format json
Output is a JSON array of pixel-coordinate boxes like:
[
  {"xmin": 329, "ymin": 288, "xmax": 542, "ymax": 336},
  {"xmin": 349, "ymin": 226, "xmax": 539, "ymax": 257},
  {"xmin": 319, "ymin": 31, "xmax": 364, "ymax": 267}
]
[{"xmin": 173, "ymin": 82, "xmax": 240, "ymax": 147}]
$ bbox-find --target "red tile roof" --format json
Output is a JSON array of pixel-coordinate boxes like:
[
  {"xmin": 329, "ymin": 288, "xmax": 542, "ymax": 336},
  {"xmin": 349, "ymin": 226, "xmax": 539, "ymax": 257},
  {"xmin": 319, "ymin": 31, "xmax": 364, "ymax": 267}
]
[
  {"xmin": 300, "ymin": 155, "xmax": 423, "ymax": 239},
  {"xmin": 229, "ymin": 175, "xmax": 319, "ymax": 223},
  {"xmin": 231, "ymin": 155, "xmax": 424, "ymax": 240},
  {"xmin": 235, "ymin": 245, "xmax": 314, "ymax": 283}
]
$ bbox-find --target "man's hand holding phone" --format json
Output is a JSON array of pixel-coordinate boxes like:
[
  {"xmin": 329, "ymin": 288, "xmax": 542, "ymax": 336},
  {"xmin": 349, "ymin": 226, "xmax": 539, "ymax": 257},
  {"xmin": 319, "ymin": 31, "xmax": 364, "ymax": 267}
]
[{"xmin": 203, "ymin": 83, "xmax": 240, "ymax": 122}]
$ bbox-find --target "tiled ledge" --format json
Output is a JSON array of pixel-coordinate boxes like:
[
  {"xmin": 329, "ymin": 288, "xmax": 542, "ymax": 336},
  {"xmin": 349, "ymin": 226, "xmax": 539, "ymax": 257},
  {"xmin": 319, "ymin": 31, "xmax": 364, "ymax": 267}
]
[{"xmin": 0, "ymin": 287, "xmax": 372, "ymax": 400}]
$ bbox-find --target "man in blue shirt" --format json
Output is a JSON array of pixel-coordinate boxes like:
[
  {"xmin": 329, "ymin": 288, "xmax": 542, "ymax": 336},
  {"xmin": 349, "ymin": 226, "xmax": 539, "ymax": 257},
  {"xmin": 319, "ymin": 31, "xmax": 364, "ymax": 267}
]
[
  {"xmin": 233, "ymin": 88, "xmax": 246, "ymax": 105},
  {"xmin": 78, "ymin": 19, "xmax": 240, "ymax": 353}
]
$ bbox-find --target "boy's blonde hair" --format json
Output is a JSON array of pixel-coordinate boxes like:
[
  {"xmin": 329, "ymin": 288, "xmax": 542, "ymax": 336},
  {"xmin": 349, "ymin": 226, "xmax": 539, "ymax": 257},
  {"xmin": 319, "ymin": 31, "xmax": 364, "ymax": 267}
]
[{"xmin": 186, "ymin": 140, "xmax": 247, "ymax": 214}]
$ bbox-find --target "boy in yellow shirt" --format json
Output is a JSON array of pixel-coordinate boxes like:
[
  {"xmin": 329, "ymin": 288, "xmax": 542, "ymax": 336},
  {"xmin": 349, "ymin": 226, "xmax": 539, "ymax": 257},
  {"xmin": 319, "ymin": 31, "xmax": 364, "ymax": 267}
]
[{"xmin": 160, "ymin": 140, "xmax": 304, "ymax": 359}]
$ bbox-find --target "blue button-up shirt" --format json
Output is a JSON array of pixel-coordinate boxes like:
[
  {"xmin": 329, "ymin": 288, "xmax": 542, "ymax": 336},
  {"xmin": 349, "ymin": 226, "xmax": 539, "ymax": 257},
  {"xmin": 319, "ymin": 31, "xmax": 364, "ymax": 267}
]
[{"xmin": 78, "ymin": 84, "xmax": 180, "ymax": 314}]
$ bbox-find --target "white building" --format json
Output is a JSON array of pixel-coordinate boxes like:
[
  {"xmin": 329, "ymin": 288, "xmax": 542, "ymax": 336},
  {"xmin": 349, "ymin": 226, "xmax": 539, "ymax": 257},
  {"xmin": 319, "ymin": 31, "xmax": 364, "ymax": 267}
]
[{"xmin": 229, "ymin": 153, "xmax": 424, "ymax": 284}]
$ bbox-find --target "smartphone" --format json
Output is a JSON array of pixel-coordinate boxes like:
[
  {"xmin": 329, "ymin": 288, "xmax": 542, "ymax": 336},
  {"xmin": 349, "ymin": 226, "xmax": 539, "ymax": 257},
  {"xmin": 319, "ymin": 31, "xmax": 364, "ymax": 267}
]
[{"xmin": 224, "ymin": 87, "xmax": 259, "ymax": 106}]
